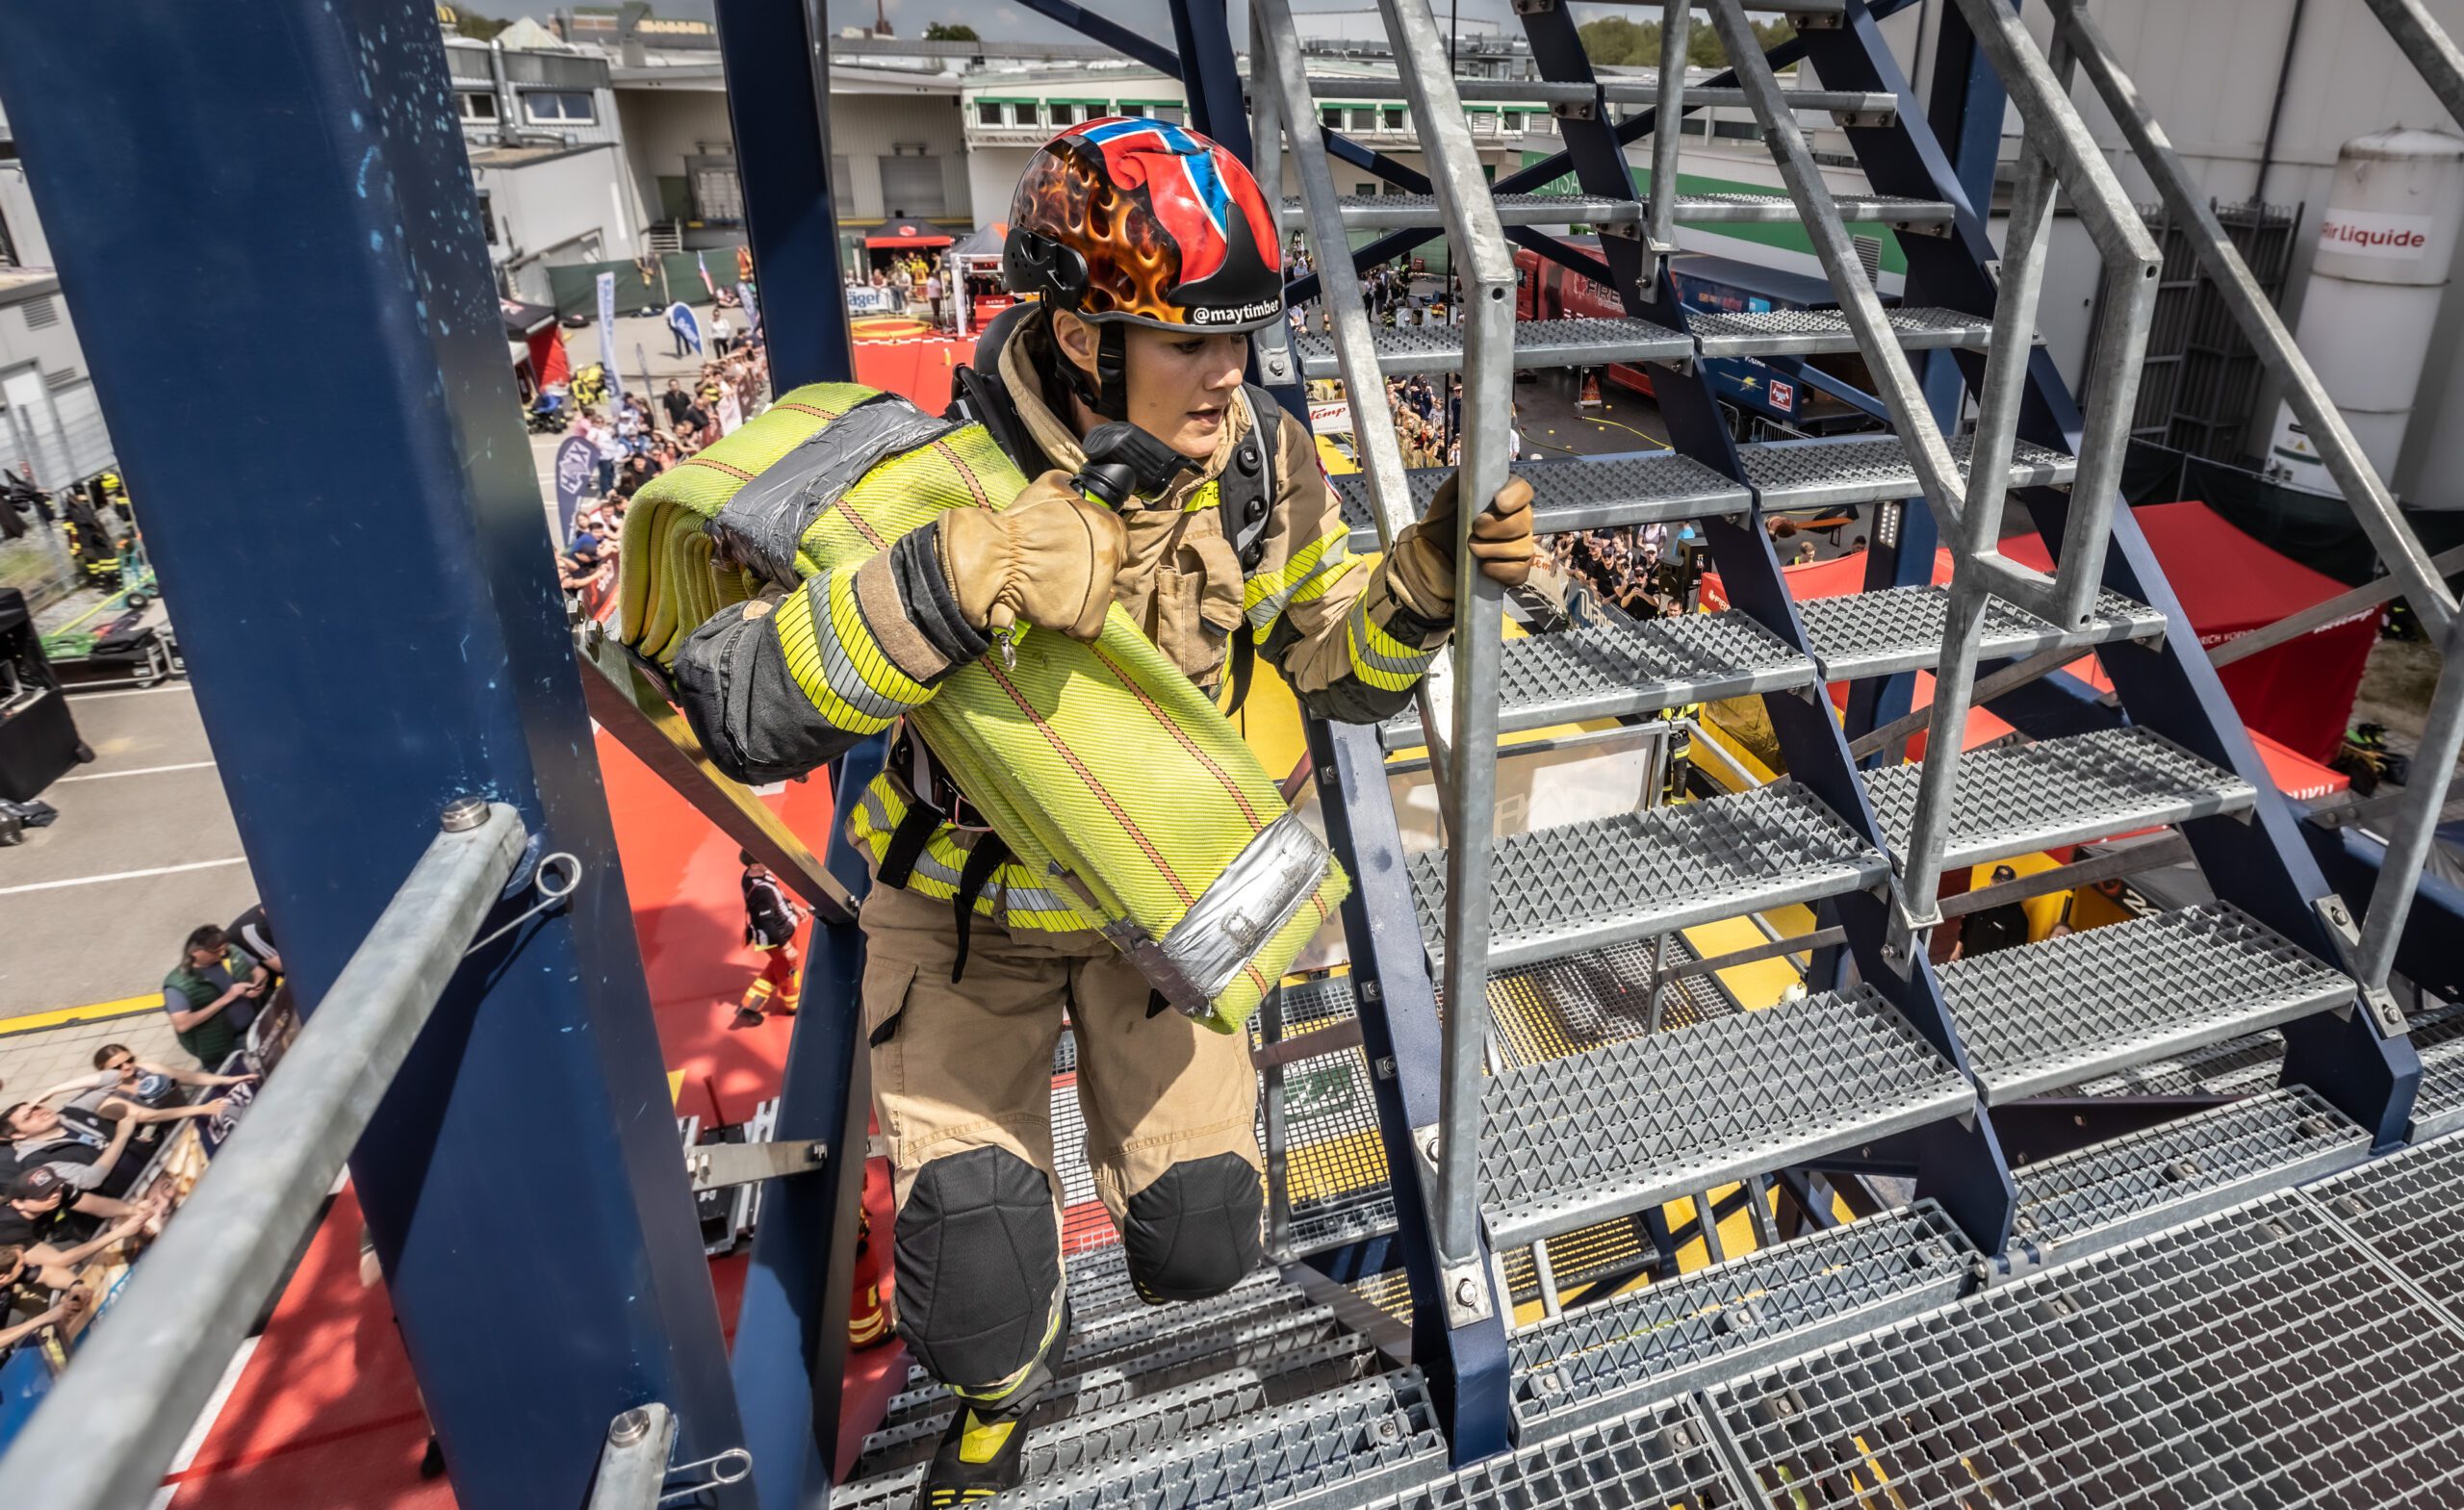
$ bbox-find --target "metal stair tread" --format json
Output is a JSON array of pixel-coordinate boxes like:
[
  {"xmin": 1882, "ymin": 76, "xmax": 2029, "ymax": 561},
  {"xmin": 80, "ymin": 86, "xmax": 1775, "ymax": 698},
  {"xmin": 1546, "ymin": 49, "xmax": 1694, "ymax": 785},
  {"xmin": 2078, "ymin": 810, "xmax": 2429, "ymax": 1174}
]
[
  {"xmin": 1477, "ymin": 983, "xmax": 1974, "ymax": 1250},
  {"xmin": 1861, "ymin": 725, "xmax": 2257, "ymax": 874},
  {"xmin": 1937, "ymin": 902, "xmax": 2355, "ymax": 1104},
  {"xmin": 1409, "ymin": 780, "xmax": 1889, "ymax": 973},
  {"xmin": 1703, "ymin": 1192, "xmax": 2464, "ymax": 1508},
  {"xmin": 1298, "ymin": 74, "xmax": 1893, "ymax": 115},
  {"xmin": 2309, "ymin": 1137, "xmax": 2464, "ymax": 1316},
  {"xmin": 1689, "ymin": 304, "xmax": 1999, "ymax": 358},
  {"xmin": 1333, "ymin": 454, "xmax": 1747, "ymax": 549},
  {"xmin": 1293, "ymin": 317, "xmax": 1688, "ymax": 380},
  {"xmin": 1296, "ymin": 189, "xmax": 1954, "ymax": 231},
  {"xmin": 2009, "ymin": 1087, "xmax": 2369, "ymax": 1267},
  {"xmin": 2413, "ymin": 1027, "xmax": 2464, "ymax": 1143},
  {"xmin": 830, "ymin": 1369, "xmax": 1447, "ymax": 1510},
  {"xmin": 1510, "ymin": 1202, "xmax": 1974, "ymax": 1436},
  {"xmin": 1379, "ymin": 603, "xmax": 1812, "ymax": 749},
  {"xmin": 1798, "ymin": 581, "xmax": 2165, "ymax": 680},
  {"xmin": 1740, "ymin": 431, "xmax": 2077, "ymax": 510},
  {"xmin": 1356, "ymin": 1397, "xmax": 1741, "ymax": 1510},
  {"xmin": 860, "ymin": 1314, "xmax": 1375, "ymax": 1473}
]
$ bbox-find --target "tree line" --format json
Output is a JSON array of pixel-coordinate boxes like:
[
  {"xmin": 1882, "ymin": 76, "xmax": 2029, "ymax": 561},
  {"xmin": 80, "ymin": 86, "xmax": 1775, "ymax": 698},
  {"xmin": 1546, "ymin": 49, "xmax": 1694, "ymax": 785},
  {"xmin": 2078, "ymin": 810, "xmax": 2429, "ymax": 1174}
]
[{"xmin": 1576, "ymin": 15, "xmax": 1798, "ymax": 69}]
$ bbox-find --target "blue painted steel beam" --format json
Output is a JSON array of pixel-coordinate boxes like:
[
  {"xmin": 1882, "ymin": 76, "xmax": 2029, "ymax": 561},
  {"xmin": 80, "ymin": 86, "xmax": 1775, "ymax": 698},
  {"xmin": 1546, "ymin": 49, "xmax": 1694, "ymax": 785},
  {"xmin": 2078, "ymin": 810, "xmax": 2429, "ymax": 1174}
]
[
  {"xmin": 731, "ymin": 742, "xmax": 887, "ymax": 1510},
  {"xmin": 713, "ymin": 0, "xmax": 854, "ymax": 388},
  {"xmin": 0, "ymin": 4, "xmax": 749, "ymax": 1504},
  {"xmin": 1306, "ymin": 720, "xmax": 1512, "ymax": 1467},
  {"xmin": 1168, "ymin": 0, "xmax": 1252, "ymax": 157}
]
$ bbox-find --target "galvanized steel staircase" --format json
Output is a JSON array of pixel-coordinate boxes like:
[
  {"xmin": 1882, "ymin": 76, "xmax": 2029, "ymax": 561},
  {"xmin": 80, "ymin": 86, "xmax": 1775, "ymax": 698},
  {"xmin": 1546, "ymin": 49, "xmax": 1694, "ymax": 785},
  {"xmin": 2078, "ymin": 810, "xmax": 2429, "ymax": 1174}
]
[{"xmin": 817, "ymin": 0, "xmax": 2464, "ymax": 1503}]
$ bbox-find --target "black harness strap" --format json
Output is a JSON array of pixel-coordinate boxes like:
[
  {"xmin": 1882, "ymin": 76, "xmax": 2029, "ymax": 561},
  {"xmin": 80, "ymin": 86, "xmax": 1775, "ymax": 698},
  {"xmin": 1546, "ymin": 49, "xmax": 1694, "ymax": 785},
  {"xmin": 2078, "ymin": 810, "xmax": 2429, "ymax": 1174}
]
[
  {"xmin": 949, "ymin": 832, "xmax": 1014, "ymax": 985},
  {"xmin": 1210, "ymin": 386, "xmax": 1282, "ymax": 719}
]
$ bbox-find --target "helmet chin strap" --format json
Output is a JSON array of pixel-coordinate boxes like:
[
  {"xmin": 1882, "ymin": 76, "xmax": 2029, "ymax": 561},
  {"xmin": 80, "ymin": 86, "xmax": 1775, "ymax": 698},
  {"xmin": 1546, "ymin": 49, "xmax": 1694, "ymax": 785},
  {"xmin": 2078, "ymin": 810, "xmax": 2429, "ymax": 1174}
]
[{"xmin": 1051, "ymin": 312, "xmax": 1132, "ymax": 424}]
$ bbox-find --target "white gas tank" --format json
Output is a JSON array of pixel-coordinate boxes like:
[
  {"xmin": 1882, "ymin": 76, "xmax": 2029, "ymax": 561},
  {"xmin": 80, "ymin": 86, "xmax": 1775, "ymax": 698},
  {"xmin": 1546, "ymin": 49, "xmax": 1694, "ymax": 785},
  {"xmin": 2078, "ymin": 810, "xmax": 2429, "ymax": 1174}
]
[{"xmin": 2266, "ymin": 127, "xmax": 2464, "ymax": 498}]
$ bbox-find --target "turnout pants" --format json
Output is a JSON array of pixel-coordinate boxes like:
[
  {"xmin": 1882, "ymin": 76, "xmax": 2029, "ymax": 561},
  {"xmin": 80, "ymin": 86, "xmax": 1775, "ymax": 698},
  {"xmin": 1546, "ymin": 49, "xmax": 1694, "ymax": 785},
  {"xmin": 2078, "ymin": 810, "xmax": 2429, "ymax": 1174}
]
[{"xmin": 860, "ymin": 881, "xmax": 1264, "ymax": 1411}]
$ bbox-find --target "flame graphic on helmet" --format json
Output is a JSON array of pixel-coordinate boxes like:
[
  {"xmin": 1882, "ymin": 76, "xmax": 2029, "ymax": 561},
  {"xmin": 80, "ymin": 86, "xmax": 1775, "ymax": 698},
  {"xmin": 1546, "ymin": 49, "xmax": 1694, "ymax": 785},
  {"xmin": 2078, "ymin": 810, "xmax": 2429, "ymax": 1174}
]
[{"xmin": 1009, "ymin": 118, "xmax": 1282, "ymax": 330}]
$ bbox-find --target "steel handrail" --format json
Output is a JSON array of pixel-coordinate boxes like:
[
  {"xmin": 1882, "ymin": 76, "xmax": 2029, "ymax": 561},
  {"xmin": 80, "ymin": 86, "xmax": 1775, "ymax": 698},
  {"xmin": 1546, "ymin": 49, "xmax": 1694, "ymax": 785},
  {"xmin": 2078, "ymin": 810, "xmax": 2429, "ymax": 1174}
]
[{"xmin": 0, "ymin": 801, "xmax": 528, "ymax": 1509}]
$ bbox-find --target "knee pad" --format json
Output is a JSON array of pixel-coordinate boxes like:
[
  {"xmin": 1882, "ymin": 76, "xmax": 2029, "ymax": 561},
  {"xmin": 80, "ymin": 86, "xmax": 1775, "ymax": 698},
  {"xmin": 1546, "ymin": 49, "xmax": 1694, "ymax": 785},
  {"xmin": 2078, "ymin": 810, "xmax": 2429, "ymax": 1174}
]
[
  {"xmin": 1121, "ymin": 1152, "xmax": 1263, "ymax": 1304},
  {"xmin": 894, "ymin": 1146, "xmax": 1062, "ymax": 1394}
]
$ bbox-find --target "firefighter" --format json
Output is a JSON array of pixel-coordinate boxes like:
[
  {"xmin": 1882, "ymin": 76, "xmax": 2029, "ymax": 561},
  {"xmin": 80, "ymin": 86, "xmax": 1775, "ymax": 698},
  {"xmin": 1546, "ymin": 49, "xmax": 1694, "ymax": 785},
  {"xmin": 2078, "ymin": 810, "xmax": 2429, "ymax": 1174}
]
[
  {"xmin": 735, "ymin": 854, "xmax": 805, "ymax": 1024},
  {"xmin": 672, "ymin": 118, "xmax": 1532, "ymax": 1506}
]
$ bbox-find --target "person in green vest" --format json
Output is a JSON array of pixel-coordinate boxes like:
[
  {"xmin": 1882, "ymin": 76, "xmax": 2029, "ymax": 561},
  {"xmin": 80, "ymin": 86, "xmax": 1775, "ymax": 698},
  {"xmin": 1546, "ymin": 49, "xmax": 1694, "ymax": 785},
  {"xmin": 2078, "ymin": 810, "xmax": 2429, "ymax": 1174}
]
[{"xmin": 161, "ymin": 925, "xmax": 270, "ymax": 1067}]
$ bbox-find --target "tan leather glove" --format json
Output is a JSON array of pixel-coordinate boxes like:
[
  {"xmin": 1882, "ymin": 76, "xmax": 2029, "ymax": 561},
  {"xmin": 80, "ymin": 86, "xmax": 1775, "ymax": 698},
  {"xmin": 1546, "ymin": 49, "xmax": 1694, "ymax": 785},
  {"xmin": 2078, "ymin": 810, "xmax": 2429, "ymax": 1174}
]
[
  {"xmin": 937, "ymin": 471, "xmax": 1130, "ymax": 643},
  {"xmin": 1388, "ymin": 470, "xmax": 1537, "ymax": 609}
]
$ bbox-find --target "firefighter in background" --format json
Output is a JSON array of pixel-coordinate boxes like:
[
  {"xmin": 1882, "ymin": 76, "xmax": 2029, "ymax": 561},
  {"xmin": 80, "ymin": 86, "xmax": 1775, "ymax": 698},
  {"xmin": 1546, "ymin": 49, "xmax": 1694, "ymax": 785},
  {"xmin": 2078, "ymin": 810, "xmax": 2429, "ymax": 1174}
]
[
  {"xmin": 672, "ymin": 119, "xmax": 1533, "ymax": 1506},
  {"xmin": 734, "ymin": 853, "xmax": 804, "ymax": 1025}
]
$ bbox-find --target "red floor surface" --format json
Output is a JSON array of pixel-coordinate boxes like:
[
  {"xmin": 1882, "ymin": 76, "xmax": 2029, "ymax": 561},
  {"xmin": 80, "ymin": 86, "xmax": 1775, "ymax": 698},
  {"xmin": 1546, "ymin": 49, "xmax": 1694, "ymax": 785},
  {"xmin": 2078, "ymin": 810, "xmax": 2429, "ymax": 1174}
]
[{"xmin": 167, "ymin": 734, "xmax": 909, "ymax": 1506}]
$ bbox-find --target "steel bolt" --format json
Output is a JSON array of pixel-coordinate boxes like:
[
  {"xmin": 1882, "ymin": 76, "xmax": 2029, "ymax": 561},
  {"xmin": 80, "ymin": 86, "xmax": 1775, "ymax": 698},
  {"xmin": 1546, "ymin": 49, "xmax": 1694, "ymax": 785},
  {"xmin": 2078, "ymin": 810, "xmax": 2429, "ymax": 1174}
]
[
  {"xmin": 1453, "ymin": 1276, "xmax": 1479, "ymax": 1308},
  {"xmin": 608, "ymin": 1407, "xmax": 654, "ymax": 1446},
  {"xmin": 439, "ymin": 795, "xmax": 489, "ymax": 832}
]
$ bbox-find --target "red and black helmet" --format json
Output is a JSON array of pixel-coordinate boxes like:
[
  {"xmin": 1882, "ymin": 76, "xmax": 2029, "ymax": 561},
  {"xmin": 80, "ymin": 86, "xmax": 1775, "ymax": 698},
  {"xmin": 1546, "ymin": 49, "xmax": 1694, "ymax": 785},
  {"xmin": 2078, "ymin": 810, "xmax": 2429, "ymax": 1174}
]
[{"xmin": 1005, "ymin": 118, "xmax": 1283, "ymax": 417}]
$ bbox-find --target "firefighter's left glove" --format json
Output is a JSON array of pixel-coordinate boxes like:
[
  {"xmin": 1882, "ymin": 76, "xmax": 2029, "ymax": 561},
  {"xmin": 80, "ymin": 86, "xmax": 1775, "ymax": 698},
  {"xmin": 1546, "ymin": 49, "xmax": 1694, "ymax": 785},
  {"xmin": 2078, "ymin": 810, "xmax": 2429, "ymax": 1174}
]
[
  {"xmin": 1385, "ymin": 471, "xmax": 1536, "ymax": 614},
  {"xmin": 936, "ymin": 472, "xmax": 1129, "ymax": 644}
]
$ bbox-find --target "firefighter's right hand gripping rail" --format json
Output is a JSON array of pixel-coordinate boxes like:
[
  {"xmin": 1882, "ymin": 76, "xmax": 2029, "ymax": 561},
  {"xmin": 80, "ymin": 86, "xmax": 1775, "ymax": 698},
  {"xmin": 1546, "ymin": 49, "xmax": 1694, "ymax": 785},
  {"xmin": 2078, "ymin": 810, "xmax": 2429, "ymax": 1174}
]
[{"xmin": 615, "ymin": 382, "xmax": 1345, "ymax": 1035}]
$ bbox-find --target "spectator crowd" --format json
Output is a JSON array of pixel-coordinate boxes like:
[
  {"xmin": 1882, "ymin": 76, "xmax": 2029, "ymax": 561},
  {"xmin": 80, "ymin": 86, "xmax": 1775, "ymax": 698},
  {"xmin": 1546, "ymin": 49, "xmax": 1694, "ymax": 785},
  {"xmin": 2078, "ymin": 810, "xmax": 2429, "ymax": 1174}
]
[
  {"xmin": 557, "ymin": 343, "xmax": 776, "ymax": 616},
  {"xmin": 0, "ymin": 908, "xmax": 278, "ymax": 1369}
]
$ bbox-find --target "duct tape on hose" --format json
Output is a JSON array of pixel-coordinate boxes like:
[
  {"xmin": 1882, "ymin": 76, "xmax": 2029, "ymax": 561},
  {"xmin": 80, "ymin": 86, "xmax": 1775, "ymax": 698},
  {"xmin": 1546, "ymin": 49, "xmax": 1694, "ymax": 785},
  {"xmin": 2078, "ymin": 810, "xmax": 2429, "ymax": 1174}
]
[
  {"xmin": 706, "ymin": 394, "xmax": 952, "ymax": 586},
  {"xmin": 1107, "ymin": 812, "xmax": 1333, "ymax": 1021}
]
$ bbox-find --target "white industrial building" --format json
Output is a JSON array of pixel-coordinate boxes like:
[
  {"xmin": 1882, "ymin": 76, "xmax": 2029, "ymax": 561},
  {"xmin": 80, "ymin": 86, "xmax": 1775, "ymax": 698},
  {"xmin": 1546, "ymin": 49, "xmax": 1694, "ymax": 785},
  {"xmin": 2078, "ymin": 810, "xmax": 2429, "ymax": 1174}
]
[
  {"xmin": 0, "ymin": 101, "xmax": 114, "ymax": 497},
  {"xmin": 444, "ymin": 35, "xmax": 648, "ymax": 304}
]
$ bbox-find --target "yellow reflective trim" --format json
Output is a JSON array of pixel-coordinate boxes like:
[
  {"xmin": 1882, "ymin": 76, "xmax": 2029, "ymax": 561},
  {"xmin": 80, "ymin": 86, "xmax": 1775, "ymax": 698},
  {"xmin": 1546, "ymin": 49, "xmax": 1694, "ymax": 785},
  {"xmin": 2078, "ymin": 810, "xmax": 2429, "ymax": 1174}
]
[
  {"xmin": 828, "ymin": 571, "xmax": 929, "ymax": 705},
  {"xmin": 958, "ymin": 1414, "xmax": 1017, "ymax": 1465},
  {"xmin": 1242, "ymin": 529, "xmax": 1341, "ymax": 615},
  {"xmin": 776, "ymin": 585, "xmax": 896, "ymax": 734},
  {"xmin": 1289, "ymin": 553, "xmax": 1355, "ymax": 604},
  {"xmin": 1181, "ymin": 478, "xmax": 1222, "ymax": 515}
]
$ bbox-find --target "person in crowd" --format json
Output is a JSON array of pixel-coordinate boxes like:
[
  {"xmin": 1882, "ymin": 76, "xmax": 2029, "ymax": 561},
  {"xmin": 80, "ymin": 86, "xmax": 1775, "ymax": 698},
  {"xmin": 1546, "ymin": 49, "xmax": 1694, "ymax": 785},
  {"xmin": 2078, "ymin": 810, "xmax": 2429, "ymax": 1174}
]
[
  {"xmin": 617, "ymin": 453, "xmax": 657, "ymax": 499},
  {"xmin": 3, "ymin": 1091, "xmax": 230, "ymax": 1195},
  {"xmin": 890, "ymin": 259, "xmax": 914, "ymax": 315},
  {"xmin": 588, "ymin": 409, "xmax": 627, "ymax": 493},
  {"xmin": 558, "ymin": 532, "xmax": 609, "ymax": 598},
  {"xmin": 734, "ymin": 854, "xmax": 805, "ymax": 1026},
  {"xmin": 226, "ymin": 902, "xmax": 281, "ymax": 977},
  {"xmin": 38, "ymin": 1045, "xmax": 253, "ymax": 1126},
  {"xmin": 662, "ymin": 377, "xmax": 695, "ymax": 432},
  {"xmin": 925, "ymin": 268, "xmax": 945, "ymax": 327},
  {"xmin": 0, "ymin": 1247, "xmax": 88, "ymax": 1357},
  {"xmin": 163, "ymin": 925, "xmax": 268, "ymax": 1067},
  {"xmin": 712, "ymin": 310, "xmax": 734, "ymax": 358},
  {"xmin": 0, "ymin": 1167, "xmax": 156, "ymax": 1285}
]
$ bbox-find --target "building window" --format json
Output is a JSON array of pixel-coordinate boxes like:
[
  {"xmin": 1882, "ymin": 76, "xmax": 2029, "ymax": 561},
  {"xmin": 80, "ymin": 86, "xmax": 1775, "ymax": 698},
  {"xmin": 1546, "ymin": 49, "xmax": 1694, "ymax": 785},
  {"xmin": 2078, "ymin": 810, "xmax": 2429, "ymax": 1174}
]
[
  {"xmin": 476, "ymin": 190, "xmax": 498, "ymax": 245},
  {"xmin": 1119, "ymin": 103, "xmax": 1147, "ymax": 117},
  {"xmin": 458, "ymin": 91, "xmax": 500, "ymax": 122},
  {"xmin": 879, "ymin": 156, "xmax": 948, "ymax": 217},
  {"xmin": 1712, "ymin": 118, "xmax": 1761, "ymax": 141},
  {"xmin": 1049, "ymin": 101, "xmax": 1076, "ymax": 127},
  {"xmin": 20, "ymin": 295, "xmax": 60, "ymax": 330},
  {"xmin": 1322, "ymin": 106, "xmax": 1346, "ymax": 129},
  {"xmin": 831, "ymin": 156, "xmax": 852, "ymax": 204},
  {"xmin": 1382, "ymin": 107, "xmax": 1404, "ymax": 130},
  {"xmin": 977, "ymin": 100, "xmax": 1003, "ymax": 126},
  {"xmin": 523, "ymin": 90, "xmax": 596, "ymax": 125},
  {"xmin": 1356, "ymin": 183, "xmax": 1377, "ymax": 196},
  {"xmin": 1149, "ymin": 105, "xmax": 1184, "ymax": 125},
  {"xmin": 1501, "ymin": 111, "xmax": 1521, "ymax": 132},
  {"xmin": 690, "ymin": 161, "xmax": 745, "ymax": 224}
]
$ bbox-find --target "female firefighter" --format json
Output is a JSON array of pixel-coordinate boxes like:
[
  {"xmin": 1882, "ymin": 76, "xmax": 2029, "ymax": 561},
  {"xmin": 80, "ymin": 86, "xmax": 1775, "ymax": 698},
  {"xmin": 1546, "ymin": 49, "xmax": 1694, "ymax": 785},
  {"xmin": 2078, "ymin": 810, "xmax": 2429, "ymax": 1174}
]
[{"xmin": 671, "ymin": 117, "xmax": 1532, "ymax": 1505}]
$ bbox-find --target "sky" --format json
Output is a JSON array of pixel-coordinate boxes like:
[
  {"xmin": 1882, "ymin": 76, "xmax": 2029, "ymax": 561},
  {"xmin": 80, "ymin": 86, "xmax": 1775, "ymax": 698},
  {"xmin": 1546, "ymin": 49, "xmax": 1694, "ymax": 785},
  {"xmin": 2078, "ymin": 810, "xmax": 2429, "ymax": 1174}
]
[{"xmin": 453, "ymin": 0, "xmax": 1565, "ymax": 50}]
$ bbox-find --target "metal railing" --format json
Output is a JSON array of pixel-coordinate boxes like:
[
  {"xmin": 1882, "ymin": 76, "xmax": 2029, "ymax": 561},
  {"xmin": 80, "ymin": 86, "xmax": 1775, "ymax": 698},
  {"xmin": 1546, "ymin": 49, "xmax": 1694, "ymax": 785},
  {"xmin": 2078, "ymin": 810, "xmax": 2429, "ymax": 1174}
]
[
  {"xmin": 1253, "ymin": 0, "xmax": 1516, "ymax": 1323},
  {"xmin": 1707, "ymin": 0, "xmax": 2159, "ymax": 933},
  {"xmin": 0, "ymin": 800, "xmax": 527, "ymax": 1509},
  {"xmin": 2041, "ymin": 0, "xmax": 2464, "ymax": 998}
]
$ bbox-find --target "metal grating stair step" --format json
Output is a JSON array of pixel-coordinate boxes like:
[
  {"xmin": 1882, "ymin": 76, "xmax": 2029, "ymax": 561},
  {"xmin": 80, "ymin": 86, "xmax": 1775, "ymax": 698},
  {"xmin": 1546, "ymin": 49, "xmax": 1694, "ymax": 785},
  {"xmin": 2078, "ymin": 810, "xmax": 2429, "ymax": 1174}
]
[
  {"xmin": 1478, "ymin": 983, "xmax": 1975, "ymax": 1249},
  {"xmin": 1332, "ymin": 454, "xmax": 1747, "ymax": 549},
  {"xmin": 1358, "ymin": 1397, "xmax": 1744, "ymax": 1510},
  {"xmin": 859, "ymin": 1317, "xmax": 1377, "ymax": 1474},
  {"xmin": 1298, "ymin": 188, "xmax": 1953, "ymax": 232},
  {"xmin": 1861, "ymin": 725, "xmax": 2257, "ymax": 874},
  {"xmin": 1409, "ymin": 781, "xmax": 1889, "ymax": 973},
  {"xmin": 1938, "ymin": 902, "xmax": 2356, "ymax": 1104},
  {"xmin": 2417, "ymin": 1035, "xmax": 2464, "ymax": 1144},
  {"xmin": 1380, "ymin": 604, "xmax": 1813, "ymax": 749},
  {"xmin": 831, "ymin": 1369, "xmax": 1448, "ymax": 1510},
  {"xmin": 1689, "ymin": 305, "xmax": 1999, "ymax": 359},
  {"xmin": 1293, "ymin": 317, "xmax": 1689, "ymax": 380},
  {"xmin": 1798, "ymin": 582, "xmax": 2164, "ymax": 680},
  {"xmin": 1510, "ymin": 1202, "xmax": 1975, "ymax": 1437},
  {"xmin": 1739, "ymin": 431, "xmax": 2076, "ymax": 510},
  {"xmin": 2309, "ymin": 1138, "xmax": 2464, "ymax": 1318},
  {"xmin": 1705, "ymin": 1193, "xmax": 2464, "ymax": 1507},
  {"xmin": 2008, "ymin": 1087, "xmax": 2370, "ymax": 1267}
]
